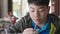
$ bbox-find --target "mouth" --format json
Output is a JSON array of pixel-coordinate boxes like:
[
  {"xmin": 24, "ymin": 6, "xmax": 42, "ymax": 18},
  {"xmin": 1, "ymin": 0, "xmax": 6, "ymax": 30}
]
[{"xmin": 36, "ymin": 19, "xmax": 41, "ymax": 21}]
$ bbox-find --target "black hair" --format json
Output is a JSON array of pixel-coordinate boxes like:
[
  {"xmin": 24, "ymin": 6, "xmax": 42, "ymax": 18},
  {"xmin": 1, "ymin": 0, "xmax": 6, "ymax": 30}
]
[{"xmin": 28, "ymin": 0, "xmax": 49, "ymax": 6}]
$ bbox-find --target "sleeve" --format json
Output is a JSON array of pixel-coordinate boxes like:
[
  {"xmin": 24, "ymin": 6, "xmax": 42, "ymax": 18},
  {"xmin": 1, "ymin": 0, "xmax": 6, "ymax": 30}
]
[{"xmin": 6, "ymin": 18, "xmax": 25, "ymax": 33}]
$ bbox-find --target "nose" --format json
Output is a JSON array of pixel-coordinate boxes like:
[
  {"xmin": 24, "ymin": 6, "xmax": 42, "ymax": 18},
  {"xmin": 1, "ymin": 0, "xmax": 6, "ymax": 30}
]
[{"xmin": 35, "ymin": 10, "xmax": 39, "ymax": 17}]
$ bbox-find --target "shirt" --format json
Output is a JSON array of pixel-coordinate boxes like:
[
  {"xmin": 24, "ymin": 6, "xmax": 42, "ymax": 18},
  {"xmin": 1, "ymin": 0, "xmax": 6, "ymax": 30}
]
[{"xmin": 32, "ymin": 17, "xmax": 51, "ymax": 34}]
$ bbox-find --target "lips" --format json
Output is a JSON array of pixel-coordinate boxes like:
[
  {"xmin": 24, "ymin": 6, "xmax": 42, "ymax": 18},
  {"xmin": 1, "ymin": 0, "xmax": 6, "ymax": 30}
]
[{"xmin": 36, "ymin": 19, "xmax": 41, "ymax": 21}]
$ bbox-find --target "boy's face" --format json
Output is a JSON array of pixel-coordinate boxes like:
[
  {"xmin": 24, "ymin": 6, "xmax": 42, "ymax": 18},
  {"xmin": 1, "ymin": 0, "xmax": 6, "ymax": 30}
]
[{"xmin": 29, "ymin": 4, "xmax": 50, "ymax": 23}]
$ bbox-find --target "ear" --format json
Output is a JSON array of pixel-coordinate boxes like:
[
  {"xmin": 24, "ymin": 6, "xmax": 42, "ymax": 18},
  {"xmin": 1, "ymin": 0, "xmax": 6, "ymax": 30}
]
[{"xmin": 48, "ymin": 6, "xmax": 50, "ymax": 12}]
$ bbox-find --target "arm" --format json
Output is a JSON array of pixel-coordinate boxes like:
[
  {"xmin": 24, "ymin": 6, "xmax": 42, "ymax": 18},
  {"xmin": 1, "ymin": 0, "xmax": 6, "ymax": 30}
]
[
  {"xmin": 6, "ymin": 13, "xmax": 31, "ymax": 33},
  {"xmin": 6, "ymin": 18, "xmax": 25, "ymax": 33}
]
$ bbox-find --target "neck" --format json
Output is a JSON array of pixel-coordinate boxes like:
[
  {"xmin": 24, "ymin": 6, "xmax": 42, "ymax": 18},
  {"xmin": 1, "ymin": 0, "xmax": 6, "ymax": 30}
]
[
  {"xmin": 35, "ymin": 17, "xmax": 48, "ymax": 28},
  {"xmin": 38, "ymin": 20, "xmax": 47, "ymax": 28}
]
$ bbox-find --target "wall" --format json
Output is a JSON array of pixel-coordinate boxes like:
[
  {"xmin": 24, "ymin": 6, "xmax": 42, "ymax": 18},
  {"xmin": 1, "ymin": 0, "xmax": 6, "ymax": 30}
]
[
  {"xmin": 0, "ymin": 0, "xmax": 3, "ymax": 18},
  {"xmin": 58, "ymin": 0, "xmax": 60, "ymax": 18},
  {"xmin": 1, "ymin": 0, "xmax": 8, "ymax": 17},
  {"xmin": 22, "ymin": 0, "xmax": 28, "ymax": 17}
]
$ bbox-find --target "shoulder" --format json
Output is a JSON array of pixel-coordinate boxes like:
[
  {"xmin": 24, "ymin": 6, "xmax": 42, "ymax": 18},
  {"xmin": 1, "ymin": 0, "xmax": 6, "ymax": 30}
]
[
  {"xmin": 16, "ymin": 13, "xmax": 31, "ymax": 24},
  {"xmin": 49, "ymin": 14, "xmax": 60, "ymax": 27},
  {"xmin": 48, "ymin": 14, "xmax": 59, "ymax": 21},
  {"xmin": 20, "ymin": 13, "xmax": 31, "ymax": 22}
]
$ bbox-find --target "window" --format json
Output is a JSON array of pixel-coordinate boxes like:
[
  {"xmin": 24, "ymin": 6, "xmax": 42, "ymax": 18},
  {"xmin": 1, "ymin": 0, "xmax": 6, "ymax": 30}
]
[
  {"xmin": 12, "ymin": 0, "xmax": 28, "ymax": 19},
  {"xmin": 12, "ymin": 0, "xmax": 22, "ymax": 19}
]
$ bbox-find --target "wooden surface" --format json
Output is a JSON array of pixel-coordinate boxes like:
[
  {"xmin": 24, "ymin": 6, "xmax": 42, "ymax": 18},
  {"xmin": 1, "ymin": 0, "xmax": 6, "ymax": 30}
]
[
  {"xmin": 55, "ymin": 0, "xmax": 59, "ymax": 16},
  {"xmin": 0, "ymin": 0, "xmax": 1, "ymax": 18}
]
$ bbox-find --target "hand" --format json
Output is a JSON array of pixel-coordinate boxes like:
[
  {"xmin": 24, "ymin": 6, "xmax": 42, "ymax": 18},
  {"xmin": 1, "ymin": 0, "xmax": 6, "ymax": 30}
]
[{"xmin": 22, "ymin": 28, "xmax": 38, "ymax": 34}]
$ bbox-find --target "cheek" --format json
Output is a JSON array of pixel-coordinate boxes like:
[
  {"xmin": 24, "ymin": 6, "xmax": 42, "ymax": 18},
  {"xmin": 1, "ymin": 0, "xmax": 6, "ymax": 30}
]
[
  {"xmin": 29, "ymin": 12, "xmax": 36, "ymax": 20},
  {"xmin": 40, "ymin": 12, "xmax": 47, "ymax": 18},
  {"xmin": 45, "ymin": 12, "xmax": 48, "ymax": 16},
  {"xmin": 30, "ymin": 13, "xmax": 34, "ymax": 18},
  {"xmin": 40, "ymin": 13, "xmax": 45, "ymax": 18}
]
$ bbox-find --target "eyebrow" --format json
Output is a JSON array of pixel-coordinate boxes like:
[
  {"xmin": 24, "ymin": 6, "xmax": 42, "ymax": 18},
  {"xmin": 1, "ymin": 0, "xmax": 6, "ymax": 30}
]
[
  {"xmin": 30, "ymin": 7, "xmax": 34, "ymax": 9},
  {"xmin": 29, "ymin": 6, "xmax": 47, "ymax": 9},
  {"xmin": 39, "ymin": 6, "xmax": 47, "ymax": 9}
]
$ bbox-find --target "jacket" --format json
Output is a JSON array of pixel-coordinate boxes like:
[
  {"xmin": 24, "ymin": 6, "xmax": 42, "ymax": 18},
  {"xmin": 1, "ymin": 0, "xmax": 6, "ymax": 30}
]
[{"xmin": 7, "ymin": 13, "xmax": 60, "ymax": 34}]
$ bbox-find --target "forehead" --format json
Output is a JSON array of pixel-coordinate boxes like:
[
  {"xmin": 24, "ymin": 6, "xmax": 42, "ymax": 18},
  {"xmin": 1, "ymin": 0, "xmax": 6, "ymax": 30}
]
[{"xmin": 29, "ymin": 4, "xmax": 47, "ymax": 8}]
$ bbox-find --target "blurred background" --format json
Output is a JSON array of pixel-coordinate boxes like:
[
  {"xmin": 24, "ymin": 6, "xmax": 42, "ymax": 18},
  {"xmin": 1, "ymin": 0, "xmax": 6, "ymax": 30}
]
[
  {"xmin": 0, "ymin": 0, "xmax": 59, "ymax": 18},
  {"xmin": 0, "ymin": 0, "xmax": 60, "ymax": 34}
]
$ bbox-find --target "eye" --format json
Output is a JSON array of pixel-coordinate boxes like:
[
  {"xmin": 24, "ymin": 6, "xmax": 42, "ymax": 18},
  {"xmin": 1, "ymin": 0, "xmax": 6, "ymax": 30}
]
[
  {"xmin": 30, "ymin": 8, "xmax": 34, "ymax": 12},
  {"xmin": 38, "ymin": 9, "xmax": 44, "ymax": 12},
  {"xmin": 38, "ymin": 9, "xmax": 43, "ymax": 11},
  {"xmin": 31, "ymin": 10, "xmax": 34, "ymax": 12}
]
